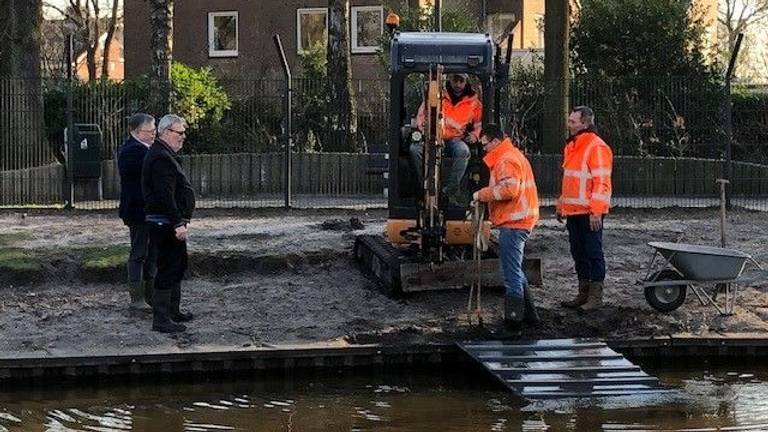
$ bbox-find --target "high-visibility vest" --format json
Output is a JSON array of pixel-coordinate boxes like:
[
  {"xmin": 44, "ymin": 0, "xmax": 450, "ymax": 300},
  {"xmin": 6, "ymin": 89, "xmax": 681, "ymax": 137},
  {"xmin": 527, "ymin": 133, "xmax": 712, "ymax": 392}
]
[
  {"xmin": 417, "ymin": 92, "xmax": 482, "ymax": 141},
  {"xmin": 476, "ymin": 138, "xmax": 539, "ymax": 231},
  {"xmin": 557, "ymin": 130, "xmax": 613, "ymax": 216}
]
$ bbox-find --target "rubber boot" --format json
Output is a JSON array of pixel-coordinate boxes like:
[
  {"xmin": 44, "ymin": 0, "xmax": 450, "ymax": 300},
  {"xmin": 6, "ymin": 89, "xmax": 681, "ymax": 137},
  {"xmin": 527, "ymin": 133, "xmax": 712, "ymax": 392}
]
[
  {"xmin": 129, "ymin": 281, "xmax": 151, "ymax": 311},
  {"xmin": 523, "ymin": 286, "xmax": 541, "ymax": 326},
  {"xmin": 560, "ymin": 279, "xmax": 589, "ymax": 309},
  {"xmin": 577, "ymin": 281, "xmax": 604, "ymax": 313},
  {"xmin": 152, "ymin": 288, "xmax": 186, "ymax": 333},
  {"xmin": 170, "ymin": 283, "xmax": 193, "ymax": 322},
  {"xmin": 504, "ymin": 296, "xmax": 525, "ymax": 333},
  {"xmin": 144, "ymin": 277, "xmax": 154, "ymax": 307}
]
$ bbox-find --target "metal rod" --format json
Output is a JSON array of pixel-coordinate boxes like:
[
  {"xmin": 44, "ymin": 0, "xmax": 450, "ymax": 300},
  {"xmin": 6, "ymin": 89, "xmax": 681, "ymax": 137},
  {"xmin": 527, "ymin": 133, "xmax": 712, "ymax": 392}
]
[
  {"xmin": 717, "ymin": 178, "xmax": 729, "ymax": 247},
  {"xmin": 273, "ymin": 34, "xmax": 292, "ymax": 209}
]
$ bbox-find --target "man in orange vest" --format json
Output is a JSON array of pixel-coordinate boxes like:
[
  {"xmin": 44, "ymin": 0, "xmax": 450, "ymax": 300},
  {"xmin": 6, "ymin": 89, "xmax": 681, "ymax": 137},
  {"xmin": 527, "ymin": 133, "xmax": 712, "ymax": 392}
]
[
  {"xmin": 557, "ymin": 106, "xmax": 613, "ymax": 312},
  {"xmin": 412, "ymin": 73, "xmax": 483, "ymax": 203},
  {"xmin": 473, "ymin": 124, "xmax": 540, "ymax": 330}
]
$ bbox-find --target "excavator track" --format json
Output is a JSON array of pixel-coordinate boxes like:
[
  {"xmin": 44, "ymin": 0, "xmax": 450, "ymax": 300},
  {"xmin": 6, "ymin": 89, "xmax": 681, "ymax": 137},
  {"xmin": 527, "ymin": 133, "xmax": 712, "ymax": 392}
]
[{"xmin": 354, "ymin": 234, "xmax": 406, "ymax": 295}]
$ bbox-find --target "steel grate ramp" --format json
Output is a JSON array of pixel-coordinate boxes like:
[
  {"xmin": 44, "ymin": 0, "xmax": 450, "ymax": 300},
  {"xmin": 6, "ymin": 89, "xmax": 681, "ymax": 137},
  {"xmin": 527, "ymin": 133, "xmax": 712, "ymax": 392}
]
[{"xmin": 458, "ymin": 338, "xmax": 671, "ymax": 400}]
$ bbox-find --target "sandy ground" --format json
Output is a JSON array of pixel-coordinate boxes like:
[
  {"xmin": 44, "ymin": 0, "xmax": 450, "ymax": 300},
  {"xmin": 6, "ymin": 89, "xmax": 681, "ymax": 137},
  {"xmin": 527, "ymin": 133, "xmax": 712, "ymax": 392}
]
[{"xmin": 0, "ymin": 207, "xmax": 767, "ymax": 358}]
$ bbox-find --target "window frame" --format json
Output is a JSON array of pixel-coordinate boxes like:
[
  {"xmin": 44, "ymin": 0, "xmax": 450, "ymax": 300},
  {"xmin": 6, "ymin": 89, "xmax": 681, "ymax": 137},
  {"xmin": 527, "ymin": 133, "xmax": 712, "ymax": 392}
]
[
  {"xmin": 296, "ymin": 7, "xmax": 329, "ymax": 54},
  {"xmin": 485, "ymin": 12, "xmax": 517, "ymax": 48},
  {"xmin": 351, "ymin": 5, "xmax": 384, "ymax": 54},
  {"xmin": 208, "ymin": 11, "xmax": 239, "ymax": 58}
]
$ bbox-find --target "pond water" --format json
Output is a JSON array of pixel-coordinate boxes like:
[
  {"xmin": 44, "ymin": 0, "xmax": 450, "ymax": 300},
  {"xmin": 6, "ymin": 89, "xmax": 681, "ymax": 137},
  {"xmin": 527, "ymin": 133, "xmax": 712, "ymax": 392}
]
[{"xmin": 1, "ymin": 364, "xmax": 767, "ymax": 431}]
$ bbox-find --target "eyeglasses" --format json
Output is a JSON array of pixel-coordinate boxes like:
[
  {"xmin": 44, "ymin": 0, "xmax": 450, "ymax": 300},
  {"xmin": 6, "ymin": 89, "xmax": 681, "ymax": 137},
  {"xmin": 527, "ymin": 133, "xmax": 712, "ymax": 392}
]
[{"xmin": 168, "ymin": 129, "xmax": 187, "ymax": 136}]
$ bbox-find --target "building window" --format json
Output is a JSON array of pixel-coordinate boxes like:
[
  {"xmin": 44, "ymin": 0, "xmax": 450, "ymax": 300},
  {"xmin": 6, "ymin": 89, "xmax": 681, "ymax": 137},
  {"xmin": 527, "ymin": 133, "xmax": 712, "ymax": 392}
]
[
  {"xmin": 486, "ymin": 13, "xmax": 516, "ymax": 52},
  {"xmin": 351, "ymin": 6, "xmax": 383, "ymax": 54},
  {"xmin": 208, "ymin": 11, "xmax": 238, "ymax": 57},
  {"xmin": 297, "ymin": 8, "xmax": 328, "ymax": 53}
]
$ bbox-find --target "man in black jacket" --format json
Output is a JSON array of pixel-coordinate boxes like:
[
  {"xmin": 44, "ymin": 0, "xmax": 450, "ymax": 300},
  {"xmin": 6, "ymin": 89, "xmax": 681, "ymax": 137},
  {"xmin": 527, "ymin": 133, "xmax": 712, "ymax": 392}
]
[
  {"xmin": 143, "ymin": 114, "xmax": 196, "ymax": 333},
  {"xmin": 118, "ymin": 113, "xmax": 157, "ymax": 310}
]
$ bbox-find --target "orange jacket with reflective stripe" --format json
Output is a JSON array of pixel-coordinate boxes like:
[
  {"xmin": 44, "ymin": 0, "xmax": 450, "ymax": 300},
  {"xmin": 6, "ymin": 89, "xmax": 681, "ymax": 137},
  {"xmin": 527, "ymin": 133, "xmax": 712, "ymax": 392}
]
[
  {"xmin": 476, "ymin": 138, "xmax": 539, "ymax": 231},
  {"xmin": 557, "ymin": 130, "xmax": 613, "ymax": 216},
  {"xmin": 417, "ymin": 92, "xmax": 483, "ymax": 141}
]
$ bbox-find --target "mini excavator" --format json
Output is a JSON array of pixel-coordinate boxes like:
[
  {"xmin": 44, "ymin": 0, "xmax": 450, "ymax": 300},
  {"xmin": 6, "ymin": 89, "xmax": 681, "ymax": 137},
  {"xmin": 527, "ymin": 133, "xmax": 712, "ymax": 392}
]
[{"xmin": 354, "ymin": 29, "xmax": 542, "ymax": 294}]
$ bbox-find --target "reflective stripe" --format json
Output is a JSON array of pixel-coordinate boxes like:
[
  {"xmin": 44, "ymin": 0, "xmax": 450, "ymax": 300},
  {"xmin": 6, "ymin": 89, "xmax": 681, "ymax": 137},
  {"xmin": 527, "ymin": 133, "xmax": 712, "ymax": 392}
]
[
  {"xmin": 521, "ymin": 179, "xmax": 537, "ymax": 189},
  {"xmin": 560, "ymin": 197, "xmax": 590, "ymax": 205},
  {"xmin": 592, "ymin": 192, "xmax": 611, "ymax": 202},
  {"xmin": 444, "ymin": 117, "xmax": 464, "ymax": 131},
  {"xmin": 492, "ymin": 187, "xmax": 503, "ymax": 200},
  {"xmin": 591, "ymin": 167, "xmax": 612, "ymax": 177},
  {"xmin": 564, "ymin": 169, "xmax": 588, "ymax": 178}
]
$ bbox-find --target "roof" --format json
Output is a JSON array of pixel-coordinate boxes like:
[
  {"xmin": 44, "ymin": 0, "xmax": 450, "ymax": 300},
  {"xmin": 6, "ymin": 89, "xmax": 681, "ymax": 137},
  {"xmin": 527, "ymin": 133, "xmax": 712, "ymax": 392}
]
[{"xmin": 389, "ymin": 32, "xmax": 494, "ymax": 75}]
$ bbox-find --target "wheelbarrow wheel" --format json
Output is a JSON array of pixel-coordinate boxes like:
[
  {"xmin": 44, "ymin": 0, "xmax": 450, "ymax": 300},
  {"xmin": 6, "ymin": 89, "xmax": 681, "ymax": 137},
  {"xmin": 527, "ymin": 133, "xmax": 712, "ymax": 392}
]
[{"xmin": 644, "ymin": 270, "xmax": 687, "ymax": 313}]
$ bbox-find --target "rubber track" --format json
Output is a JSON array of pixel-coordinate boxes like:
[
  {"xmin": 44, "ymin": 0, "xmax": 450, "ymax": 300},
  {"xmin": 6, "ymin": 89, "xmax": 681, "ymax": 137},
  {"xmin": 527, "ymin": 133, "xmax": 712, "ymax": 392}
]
[{"xmin": 354, "ymin": 235, "xmax": 406, "ymax": 295}]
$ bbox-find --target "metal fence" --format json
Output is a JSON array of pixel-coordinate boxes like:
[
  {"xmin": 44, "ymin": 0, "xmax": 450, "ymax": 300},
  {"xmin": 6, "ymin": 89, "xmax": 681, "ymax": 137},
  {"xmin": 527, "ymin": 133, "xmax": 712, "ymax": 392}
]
[{"xmin": 0, "ymin": 76, "xmax": 767, "ymax": 211}]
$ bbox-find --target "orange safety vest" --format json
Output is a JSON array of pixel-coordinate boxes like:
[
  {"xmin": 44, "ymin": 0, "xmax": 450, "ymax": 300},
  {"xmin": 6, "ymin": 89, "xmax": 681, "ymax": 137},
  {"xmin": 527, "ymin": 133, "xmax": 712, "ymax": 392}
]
[
  {"xmin": 557, "ymin": 130, "xmax": 613, "ymax": 216},
  {"xmin": 417, "ymin": 92, "xmax": 483, "ymax": 141},
  {"xmin": 476, "ymin": 138, "xmax": 539, "ymax": 231}
]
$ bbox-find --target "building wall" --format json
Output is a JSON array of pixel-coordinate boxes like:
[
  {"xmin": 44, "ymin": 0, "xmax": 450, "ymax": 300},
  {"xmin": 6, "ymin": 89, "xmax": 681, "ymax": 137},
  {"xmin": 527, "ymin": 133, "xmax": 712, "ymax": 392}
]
[{"xmin": 125, "ymin": 0, "xmax": 401, "ymax": 81}]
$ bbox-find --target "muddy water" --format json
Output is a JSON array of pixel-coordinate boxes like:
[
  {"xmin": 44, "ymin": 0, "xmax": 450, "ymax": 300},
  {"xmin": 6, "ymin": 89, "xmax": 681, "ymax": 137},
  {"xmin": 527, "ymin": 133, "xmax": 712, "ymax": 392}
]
[{"xmin": 1, "ymin": 366, "xmax": 767, "ymax": 431}]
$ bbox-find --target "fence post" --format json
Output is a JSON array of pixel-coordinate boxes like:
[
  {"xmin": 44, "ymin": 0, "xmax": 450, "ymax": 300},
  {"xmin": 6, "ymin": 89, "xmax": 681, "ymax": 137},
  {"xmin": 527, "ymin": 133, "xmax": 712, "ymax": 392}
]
[
  {"xmin": 273, "ymin": 34, "xmax": 292, "ymax": 209},
  {"xmin": 723, "ymin": 33, "xmax": 744, "ymax": 210},
  {"xmin": 64, "ymin": 34, "xmax": 75, "ymax": 209}
]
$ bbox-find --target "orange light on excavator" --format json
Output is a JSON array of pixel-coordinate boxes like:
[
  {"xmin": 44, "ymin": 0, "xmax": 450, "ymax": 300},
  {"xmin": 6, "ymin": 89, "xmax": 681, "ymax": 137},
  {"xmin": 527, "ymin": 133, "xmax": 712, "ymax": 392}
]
[{"xmin": 385, "ymin": 12, "xmax": 400, "ymax": 31}]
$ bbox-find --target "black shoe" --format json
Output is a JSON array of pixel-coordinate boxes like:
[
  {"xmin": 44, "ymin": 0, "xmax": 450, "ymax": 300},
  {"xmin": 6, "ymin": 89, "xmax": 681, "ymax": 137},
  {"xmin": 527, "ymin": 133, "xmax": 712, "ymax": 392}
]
[
  {"xmin": 172, "ymin": 311, "xmax": 193, "ymax": 322},
  {"xmin": 152, "ymin": 288, "xmax": 186, "ymax": 333}
]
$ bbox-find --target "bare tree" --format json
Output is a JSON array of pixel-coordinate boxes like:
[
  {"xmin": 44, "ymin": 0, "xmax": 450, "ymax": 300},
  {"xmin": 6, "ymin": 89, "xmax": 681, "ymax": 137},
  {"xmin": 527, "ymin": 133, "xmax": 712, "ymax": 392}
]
[
  {"xmin": 326, "ymin": 0, "xmax": 360, "ymax": 152},
  {"xmin": 44, "ymin": 0, "xmax": 122, "ymax": 81},
  {"xmin": 148, "ymin": 0, "xmax": 173, "ymax": 115},
  {"xmin": 719, "ymin": 0, "xmax": 768, "ymax": 79}
]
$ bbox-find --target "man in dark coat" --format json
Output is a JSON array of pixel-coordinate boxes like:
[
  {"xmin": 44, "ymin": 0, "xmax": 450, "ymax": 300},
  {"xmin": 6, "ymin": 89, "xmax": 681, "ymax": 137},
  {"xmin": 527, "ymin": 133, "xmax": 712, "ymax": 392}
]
[
  {"xmin": 118, "ymin": 113, "xmax": 157, "ymax": 310},
  {"xmin": 143, "ymin": 114, "xmax": 196, "ymax": 333}
]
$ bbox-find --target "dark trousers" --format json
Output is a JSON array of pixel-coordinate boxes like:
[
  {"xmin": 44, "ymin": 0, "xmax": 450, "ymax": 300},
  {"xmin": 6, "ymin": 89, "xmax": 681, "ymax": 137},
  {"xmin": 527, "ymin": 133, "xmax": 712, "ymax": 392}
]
[
  {"xmin": 566, "ymin": 214, "xmax": 606, "ymax": 282},
  {"xmin": 150, "ymin": 223, "xmax": 188, "ymax": 292},
  {"xmin": 128, "ymin": 222, "xmax": 157, "ymax": 282}
]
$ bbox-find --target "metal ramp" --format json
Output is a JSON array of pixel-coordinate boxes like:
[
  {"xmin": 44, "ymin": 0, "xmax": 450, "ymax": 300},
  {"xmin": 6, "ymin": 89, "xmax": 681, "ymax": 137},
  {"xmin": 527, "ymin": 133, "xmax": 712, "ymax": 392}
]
[{"xmin": 458, "ymin": 338, "xmax": 670, "ymax": 400}]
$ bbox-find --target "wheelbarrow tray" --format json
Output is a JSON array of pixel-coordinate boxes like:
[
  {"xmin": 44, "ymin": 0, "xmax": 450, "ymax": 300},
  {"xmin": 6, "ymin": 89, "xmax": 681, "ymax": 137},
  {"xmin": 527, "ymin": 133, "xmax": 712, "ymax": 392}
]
[{"xmin": 648, "ymin": 242, "xmax": 750, "ymax": 282}]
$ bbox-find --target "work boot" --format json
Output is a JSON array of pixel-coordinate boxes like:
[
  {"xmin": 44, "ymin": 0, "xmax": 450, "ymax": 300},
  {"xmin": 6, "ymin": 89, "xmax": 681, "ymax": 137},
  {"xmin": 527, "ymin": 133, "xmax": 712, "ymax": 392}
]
[
  {"xmin": 560, "ymin": 279, "xmax": 590, "ymax": 309},
  {"xmin": 504, "ymin": 296, "xmax": 525, "ymax": 333},
  {"xmin": 523, "ymin": 286, "xmax": 540, "ymax": 326},
  {"xmin": 170, "ymin": 283, "xmax": 193, "ymax": 322},
  {"xmin": 152, "ymin": 288, "xmax": 186, "ymax": 333},
  {"xmin": 144, "ymin": 277, "xmax": 154, "ymax": 307},
  {"xmin": 577, "ymin": 281, "xmax": 604, "ymax": 313},
  {"xmin": 129, "ymin": 281, "xmax": 151, "ymax": 311}
]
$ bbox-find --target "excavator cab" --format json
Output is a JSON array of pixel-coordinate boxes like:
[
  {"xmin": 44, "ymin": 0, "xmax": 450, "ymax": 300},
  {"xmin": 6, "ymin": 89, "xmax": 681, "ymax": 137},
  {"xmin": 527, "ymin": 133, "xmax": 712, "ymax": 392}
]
[{"xmin": 354, "ymin": 31, "xmax": 541, "ymax": 294}]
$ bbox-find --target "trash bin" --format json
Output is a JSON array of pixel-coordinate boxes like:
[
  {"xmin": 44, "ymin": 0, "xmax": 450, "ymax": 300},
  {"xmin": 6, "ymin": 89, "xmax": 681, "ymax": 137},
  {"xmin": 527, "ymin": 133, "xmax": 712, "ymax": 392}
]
[{"xmin": 68, "ymin": 123, "xmax": 103, "ymax": 179}]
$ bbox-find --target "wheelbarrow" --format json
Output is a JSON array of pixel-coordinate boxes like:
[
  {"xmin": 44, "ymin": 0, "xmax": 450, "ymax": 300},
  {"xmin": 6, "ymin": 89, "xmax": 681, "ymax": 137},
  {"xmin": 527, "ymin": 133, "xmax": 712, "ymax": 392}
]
[{"xmin": 641, "ymin": 242, "xmax": 768, "ymax": 315}]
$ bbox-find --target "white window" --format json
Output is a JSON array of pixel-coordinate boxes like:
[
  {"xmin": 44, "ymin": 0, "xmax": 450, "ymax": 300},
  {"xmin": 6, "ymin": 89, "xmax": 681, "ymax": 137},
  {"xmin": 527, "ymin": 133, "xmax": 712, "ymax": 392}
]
[
  {"xmin": 351, "ymin": 6, "xmax": 383, "ymax": 54},
  {"xmin": 208, "ymin": 11, "xmax": 239, "ymax": 57},
  {"xmin": 297, "ymin": 8, "xmax": 328, "ymax": 53},
  {"xmin": 486, "ymin": 13, "xmax": 517, "ymax": 52}
]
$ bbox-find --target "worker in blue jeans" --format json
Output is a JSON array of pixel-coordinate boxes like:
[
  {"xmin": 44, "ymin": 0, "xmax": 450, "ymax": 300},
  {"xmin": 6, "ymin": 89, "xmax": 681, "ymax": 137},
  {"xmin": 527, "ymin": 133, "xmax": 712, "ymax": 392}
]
[{"xmin": 473, "ymin": 124, "xmax": 540, "ymax": 330}]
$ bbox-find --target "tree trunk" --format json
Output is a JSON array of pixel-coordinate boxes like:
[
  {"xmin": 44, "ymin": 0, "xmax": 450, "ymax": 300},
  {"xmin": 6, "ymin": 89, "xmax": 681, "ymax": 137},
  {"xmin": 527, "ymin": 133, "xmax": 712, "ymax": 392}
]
[
  {"xmin": 326, "ymin": 0, "xmax": 360, "ymax": 152},
  {"xmin": 148, "ymin": 0, "xmax": 173, "ymax": 116},
  {"xmin": 101, "ymin": 0, "xmax": 120, "ymax": 81},
  {"xmin": 0, "ymin": 0, "xmax": 46, "ymax": 171},
  {"xmin": 542, "ymin": 0, "xmax": 570, "ymax": 154}
]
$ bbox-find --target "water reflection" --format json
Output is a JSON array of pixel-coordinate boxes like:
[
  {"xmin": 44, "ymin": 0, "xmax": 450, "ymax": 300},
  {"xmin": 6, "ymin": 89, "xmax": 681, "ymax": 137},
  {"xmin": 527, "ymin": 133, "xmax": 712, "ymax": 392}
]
[{"xmin": 1, "ymin": 367, "xmax": 768, "ymax": 431}]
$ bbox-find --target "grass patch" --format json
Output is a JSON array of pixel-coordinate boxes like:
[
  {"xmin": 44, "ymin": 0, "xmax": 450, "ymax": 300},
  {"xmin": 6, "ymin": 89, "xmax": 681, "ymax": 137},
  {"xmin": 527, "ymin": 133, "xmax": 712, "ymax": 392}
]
[
  {"xmin": 77, "ymin": 245, "xmax": 129, "ymax": 270},
  {"xmin": 0, "ymin": 248, "xmax": 41, "ymax": 272},
  {"xmin": 0, "ymin": 232, "xmax": 32, "ymax": 247}
]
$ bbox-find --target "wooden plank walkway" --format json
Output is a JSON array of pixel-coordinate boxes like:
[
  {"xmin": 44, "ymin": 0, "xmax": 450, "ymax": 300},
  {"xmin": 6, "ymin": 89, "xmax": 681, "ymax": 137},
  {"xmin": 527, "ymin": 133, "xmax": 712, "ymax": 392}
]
[{"xmin": 458, "ymin": 338, "xmax": 671, "ymax": 400}]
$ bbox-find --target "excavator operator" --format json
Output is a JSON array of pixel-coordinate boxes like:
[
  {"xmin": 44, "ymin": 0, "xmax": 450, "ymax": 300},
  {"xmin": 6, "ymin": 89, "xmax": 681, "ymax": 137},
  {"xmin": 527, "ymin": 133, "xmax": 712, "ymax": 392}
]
[{"xmin": 410, "ymin": 73, "xmax": 483, "ymax": 205}]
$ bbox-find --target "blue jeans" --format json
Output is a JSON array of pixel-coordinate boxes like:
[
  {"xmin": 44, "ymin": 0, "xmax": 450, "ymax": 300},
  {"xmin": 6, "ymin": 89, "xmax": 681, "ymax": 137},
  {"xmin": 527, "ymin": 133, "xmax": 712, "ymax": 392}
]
[
  {"xmin": 566, "ymin": 215, "xmax": 606, "ymax": 282},
  {"xmin": 499, "ymin": 228, "xmax": 530, "ymax": 301},
  {"xmin": 409, "ymin": 138, "xmax": 470, "ymax": 196}
]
